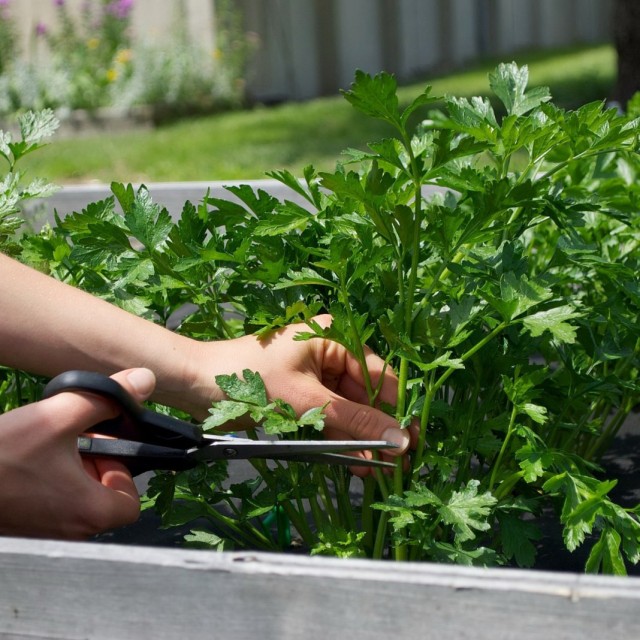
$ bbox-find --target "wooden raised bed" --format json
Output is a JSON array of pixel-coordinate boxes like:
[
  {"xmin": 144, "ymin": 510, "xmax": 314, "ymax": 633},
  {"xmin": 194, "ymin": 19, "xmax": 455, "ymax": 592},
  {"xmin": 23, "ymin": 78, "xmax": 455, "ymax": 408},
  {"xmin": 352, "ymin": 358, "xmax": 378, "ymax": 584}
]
[{"xmin": 1, "ymin": 537, "xmax": 639, "ymax": 640}]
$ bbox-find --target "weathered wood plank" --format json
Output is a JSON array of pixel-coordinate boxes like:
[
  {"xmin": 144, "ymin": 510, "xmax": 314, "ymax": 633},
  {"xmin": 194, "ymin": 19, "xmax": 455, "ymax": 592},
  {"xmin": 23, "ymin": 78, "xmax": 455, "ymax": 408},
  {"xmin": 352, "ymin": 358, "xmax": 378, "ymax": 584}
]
[{"xmin": 0, "ymin": 537, "xmax": 638, "ymax": 640}]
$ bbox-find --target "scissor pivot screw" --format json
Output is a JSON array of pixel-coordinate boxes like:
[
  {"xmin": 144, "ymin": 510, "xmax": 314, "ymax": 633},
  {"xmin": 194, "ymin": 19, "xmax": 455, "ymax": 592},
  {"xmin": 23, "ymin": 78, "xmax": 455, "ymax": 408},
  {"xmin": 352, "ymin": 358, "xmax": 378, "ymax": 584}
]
[{"xmin": 223, "ymin": 448, "xmax": 238, "ymax": 458}]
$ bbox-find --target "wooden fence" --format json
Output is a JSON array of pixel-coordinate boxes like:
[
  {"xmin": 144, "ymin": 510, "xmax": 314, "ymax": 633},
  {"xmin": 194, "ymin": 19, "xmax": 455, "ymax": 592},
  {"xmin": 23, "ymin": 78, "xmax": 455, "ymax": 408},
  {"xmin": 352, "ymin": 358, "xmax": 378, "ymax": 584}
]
[
  {"xmin": 9, "ymin": 0, "xmax": 614, "ymax": 104},
  {"xmin": 237, "ymin": 0, "xmax": 614, "ymax": 101}
]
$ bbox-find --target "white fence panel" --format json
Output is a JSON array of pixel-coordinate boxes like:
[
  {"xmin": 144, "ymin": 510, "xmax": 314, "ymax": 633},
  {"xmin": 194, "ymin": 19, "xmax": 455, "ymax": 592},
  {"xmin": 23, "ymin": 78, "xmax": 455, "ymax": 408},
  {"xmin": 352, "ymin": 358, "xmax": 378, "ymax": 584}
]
[{"xmin": 7, "ymin": 0, "xmax": 615, "ymax": 102}]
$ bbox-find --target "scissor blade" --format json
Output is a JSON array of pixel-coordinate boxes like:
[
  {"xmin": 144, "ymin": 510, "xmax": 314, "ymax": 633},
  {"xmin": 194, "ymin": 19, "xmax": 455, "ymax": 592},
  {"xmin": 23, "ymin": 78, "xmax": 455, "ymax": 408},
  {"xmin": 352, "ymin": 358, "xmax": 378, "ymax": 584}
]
[
  {"xmin": 192, "ymin": 438, "xmax": 399, "ymax": 462},
  {"xmin": 270, "ymin": 452, "xmax": 397, "ymax": 468}
]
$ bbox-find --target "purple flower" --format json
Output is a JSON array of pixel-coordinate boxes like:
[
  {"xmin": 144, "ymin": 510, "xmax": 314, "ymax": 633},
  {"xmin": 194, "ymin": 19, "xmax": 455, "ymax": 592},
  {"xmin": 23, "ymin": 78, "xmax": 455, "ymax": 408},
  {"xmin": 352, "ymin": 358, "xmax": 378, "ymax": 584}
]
[
  {"xmin": 0, "ymin": 0, "xmax": 10, "ymax": 7},
  {"xmin": 106, "ymin": 0, "xmax": 133, "ymax": 19},
  {"xmin": 53, "ymin": 0, "xmax": 65, "ymax": 6},
  {"xmin": 35, "ymin": 21, "xmax": 48, "ymax": 36}
]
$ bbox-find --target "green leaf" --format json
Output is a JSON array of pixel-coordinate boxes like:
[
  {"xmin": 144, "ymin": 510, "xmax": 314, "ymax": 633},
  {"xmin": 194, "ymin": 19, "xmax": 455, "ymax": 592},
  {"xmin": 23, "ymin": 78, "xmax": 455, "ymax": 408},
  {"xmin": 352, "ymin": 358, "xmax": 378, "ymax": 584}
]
[
  {"xmin": 203, "ymin": 400, "xmax": 251, "ymax": 429},
  {"xmin": 297, "ymin": 405, "xmax": 327, "ymax": 431},
  {"xmin": 446, "ymin": 96, "xmax": 498, "ymax": 142},
  {"xmin": 254, "ymin": 201, "xmax": 312, "ymax": 235},
  {"xmin": 485, "ymin": 272, "xmax": 552, "ymax": 321},
  {"xmin": 122, "ymin": 185, "xmax": 174, "ymax": 250},
  {"xmin": 521, "ymin": 402, "xmax": 548, "ymax": 425},
  {"xmin": 18, "ymin": 109, "xmax": 60, "ymax": 144},
  {"xmin": 0, "ymin": 131, "xmax": 11, "ymax": 161},
  {"xmin": 260, "ymin": 409, "xmax": 299, "ymax": 435},
  {"xmin": 215, "ymin": 370, "xmax": 268, "ymax": 406},
  {"xmin": 498, "ymin": 511, "xmax": 541, "ymax": 567},
  {"xmin": 416, "ymin": 351, "xmax": 465, "ymax": 373},
  {"xmin": 184, "ymin": 528, "xmax": 230, "ymax": 550},
  {"xmin": 516, "ymin": 444, "xmax": 555, "ymax": 482},
  {"xmin": 312, "ymin": 528, "xmax": 367, "ymax": 558},
  {"xmin": 272, "ymin": 267, "xmax": 336, "ymax": 290},
  {"xmin": 543, "ymin": 473, "xmax": 617, "ymax": 552},
  {"xmin": 488, "ymin": 62, "xmax": 551, "ymax": 117},
  {"xmin": 400, "ymin": 87, "xmax": 438, "ymax": 127},
  {"xmin": 439, "ymin": 480, "xmax": 497, "ymax": 543},
  {"xmin": 585, "ymin": 528, "xmax": 626, "ymax": 576},
  {"xmin": 522, "ymin": 305, "xmax": 581, "ymax": 343},
  {"xmin": 267, "ymin": 167, "xmax": 321, "ymax": 208},
  {"xmin": 342, "ymin": 70, "xmax": 401, "ymax": 129}
]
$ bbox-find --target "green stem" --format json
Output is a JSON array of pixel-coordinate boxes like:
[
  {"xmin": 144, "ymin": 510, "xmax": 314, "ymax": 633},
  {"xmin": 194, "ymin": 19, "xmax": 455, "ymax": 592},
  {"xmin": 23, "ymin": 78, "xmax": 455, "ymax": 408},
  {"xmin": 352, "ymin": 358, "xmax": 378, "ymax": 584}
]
[
  {"xmin": 411, "ymin": 371, "xmax": 435, "ymax": 483},
  {"xmin": 204, "ymin": 503, "xmax": 276, "ymax": 550},
  {"xmin": 584, "ymin": 396, "xmax": 635, "ymax": 461},
  {"xmin": 308, "ymin": 494, "xmax": 326, "ymax": 534},
  {"xmin": 333, "ymin": 468, "xmax": 357, "ymax": 531},
  {"xmin": 361, "ymin": 476, "xmax": 377, "ymax": 554},
  {"xmin": 493, "ymin": 470, "xmax": 525, "ymax": 501},
  {"xmin": 393, "ymin": 357, "xmax": 410, "ymax": 498},
  {"xmin": 489, "ymin": 397, "xmax": 519, "ymax": 492},
  {"xmin": 249, "ymin": 459, "xmax": 314, "ymax": 544},
  {"xmin": 390, "ymin": 136, "xmax": 425, "ymax": 562},
  {"xmin": 433, "ymin": 321, "xmax": 509, "ymax": 393},
  {"xmin": 340, "ymin": 283, "xmax": 375, "ymax": 399},
  {"xmin": 373, "ymin": 511, "xmax": 390, "ymax": 560},
  {"xmin": 316, "ymin": 468, "xmax": 340, "ymax": 525}
]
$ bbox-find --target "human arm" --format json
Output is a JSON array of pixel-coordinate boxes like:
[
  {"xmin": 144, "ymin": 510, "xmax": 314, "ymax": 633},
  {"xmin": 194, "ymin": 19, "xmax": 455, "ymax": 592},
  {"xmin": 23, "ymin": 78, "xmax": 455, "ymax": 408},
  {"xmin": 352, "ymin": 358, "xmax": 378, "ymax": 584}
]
[
  {"xmin": 0, "ymin": 368, "xmax": 154, "ymax": 539},
  {"xmin": 0, "ymin": 253, "xmax": 409, "ymax": 467}
]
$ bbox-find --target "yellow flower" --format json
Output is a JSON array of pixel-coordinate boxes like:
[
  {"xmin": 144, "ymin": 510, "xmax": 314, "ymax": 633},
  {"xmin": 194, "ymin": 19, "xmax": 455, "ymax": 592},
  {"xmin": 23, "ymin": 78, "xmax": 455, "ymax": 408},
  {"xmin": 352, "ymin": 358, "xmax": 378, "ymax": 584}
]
[
  {"xmin": 115, "ymin": 48, "xmax": 132, "ymax": 64},
  {"xmin": 87, "ymin": 37, "xmax": 100, "ymax": 49},
  {"xmin": 106, "ymin": 68, "xmax": 118, "ymax": 82},
  {"xmin": 212, "ymin": 48, "xmax": 223, "ymax": 60}
]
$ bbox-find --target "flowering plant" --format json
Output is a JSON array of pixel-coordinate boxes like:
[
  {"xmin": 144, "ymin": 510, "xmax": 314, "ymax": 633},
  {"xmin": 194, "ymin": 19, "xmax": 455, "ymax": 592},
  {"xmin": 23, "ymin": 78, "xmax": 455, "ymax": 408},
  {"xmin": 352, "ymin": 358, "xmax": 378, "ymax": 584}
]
[
  {"xmin": 0, "ymin": 0, "xmax": 250, "ymax": 118},
  {"xmin": 37, "ymin": 0, "xmax": 134, "ymax": 110}
]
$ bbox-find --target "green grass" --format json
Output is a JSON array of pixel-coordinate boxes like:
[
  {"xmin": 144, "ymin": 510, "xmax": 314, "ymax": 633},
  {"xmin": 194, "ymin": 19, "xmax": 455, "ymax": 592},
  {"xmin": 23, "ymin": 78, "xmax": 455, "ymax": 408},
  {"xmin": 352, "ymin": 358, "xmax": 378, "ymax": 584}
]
[{"xmin": 19, "ymin": 44, "xmax": 616, "ymax": 184}]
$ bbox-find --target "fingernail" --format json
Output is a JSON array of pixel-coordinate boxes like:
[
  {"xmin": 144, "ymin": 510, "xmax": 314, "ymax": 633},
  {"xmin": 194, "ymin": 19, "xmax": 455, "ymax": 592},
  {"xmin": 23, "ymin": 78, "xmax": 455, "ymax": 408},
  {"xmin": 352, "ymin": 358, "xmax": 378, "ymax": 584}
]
[
  {"xmin": 126, "ymin": 368, "xmax": 156, "ymax": 397},
  {"xmin": 382, "ymin": 427, "xmax": 410, "ymax": 452}
]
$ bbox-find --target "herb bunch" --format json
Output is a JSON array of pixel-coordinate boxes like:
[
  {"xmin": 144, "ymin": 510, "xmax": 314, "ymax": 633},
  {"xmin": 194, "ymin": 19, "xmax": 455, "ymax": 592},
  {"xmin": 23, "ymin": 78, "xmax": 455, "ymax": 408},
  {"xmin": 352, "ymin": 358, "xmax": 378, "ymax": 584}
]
[{"xmin": 19, "ymin": 64, "xmax": 640, "ymax": 573}]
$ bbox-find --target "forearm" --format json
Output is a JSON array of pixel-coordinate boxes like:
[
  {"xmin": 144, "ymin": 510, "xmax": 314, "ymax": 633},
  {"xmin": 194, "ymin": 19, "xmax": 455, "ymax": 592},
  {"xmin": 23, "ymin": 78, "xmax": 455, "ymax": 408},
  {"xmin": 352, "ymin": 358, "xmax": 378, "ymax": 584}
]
[{"xmin": 0, "ymin": 253, "xmax": 206, "ymax": 413}]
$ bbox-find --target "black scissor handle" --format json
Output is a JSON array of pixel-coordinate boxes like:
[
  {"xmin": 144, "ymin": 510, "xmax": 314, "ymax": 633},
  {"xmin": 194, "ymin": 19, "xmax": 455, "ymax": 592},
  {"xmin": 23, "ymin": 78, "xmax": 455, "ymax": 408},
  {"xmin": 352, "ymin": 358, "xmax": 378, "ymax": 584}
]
[
  {"xmin": 77, "ymin": 436, "xmax": 197, "ymax": 476},
  {"xmin": 42, "ymin": 370, "xmax": 203, "ymax": 448}
]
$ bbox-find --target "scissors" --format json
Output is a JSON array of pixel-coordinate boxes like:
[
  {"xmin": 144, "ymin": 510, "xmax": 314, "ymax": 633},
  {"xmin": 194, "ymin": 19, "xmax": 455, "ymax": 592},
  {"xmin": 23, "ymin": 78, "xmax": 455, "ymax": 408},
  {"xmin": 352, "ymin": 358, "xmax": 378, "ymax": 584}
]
[{"xmin": 42, "ymin": 371, "xmax": 398, "ymax": 476}]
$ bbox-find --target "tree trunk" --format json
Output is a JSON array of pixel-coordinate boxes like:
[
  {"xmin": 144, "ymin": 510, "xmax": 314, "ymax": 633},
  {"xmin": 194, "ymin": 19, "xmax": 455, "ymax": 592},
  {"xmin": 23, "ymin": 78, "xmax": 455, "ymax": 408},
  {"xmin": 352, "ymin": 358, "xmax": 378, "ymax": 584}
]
[{"xmin": 613, "ymin": 0, "xmax": 640, "ymax": 106}]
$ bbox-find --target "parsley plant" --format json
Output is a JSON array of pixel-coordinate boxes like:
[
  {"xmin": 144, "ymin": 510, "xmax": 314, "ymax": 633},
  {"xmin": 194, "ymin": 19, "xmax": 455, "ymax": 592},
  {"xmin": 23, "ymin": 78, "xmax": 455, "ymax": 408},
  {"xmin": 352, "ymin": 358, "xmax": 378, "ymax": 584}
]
[{"xmin": 14, "ymin": 64, "xmax": 640, "ymax": 573}]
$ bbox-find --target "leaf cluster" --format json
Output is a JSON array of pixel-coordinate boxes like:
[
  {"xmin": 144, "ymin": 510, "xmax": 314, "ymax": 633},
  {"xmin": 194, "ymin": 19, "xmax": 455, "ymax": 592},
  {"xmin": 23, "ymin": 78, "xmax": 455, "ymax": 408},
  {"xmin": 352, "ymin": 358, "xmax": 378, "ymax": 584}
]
[{"xmin": 15, "ymin": 64, "xmax": 640, "ymax": 573}]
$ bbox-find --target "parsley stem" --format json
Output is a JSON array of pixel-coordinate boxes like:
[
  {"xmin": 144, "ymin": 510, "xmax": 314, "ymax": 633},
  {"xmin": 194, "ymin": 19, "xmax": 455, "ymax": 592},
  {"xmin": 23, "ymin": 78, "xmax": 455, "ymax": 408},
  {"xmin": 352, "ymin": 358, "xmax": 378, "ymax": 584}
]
[
  {"xmin": 411, "ymin": 370, "xmax": 435, "ymax": 484},
  {"xmin": 361, "ymin": 476, "xmax": 376, "ymax": 553},
  {"xmin": 494, "ymin": 470, "xmax": 525, "ymax": 501},
  {"xmin": 339, "ymin": 283, "xmax": 374, "ymax": 399},
  {"xmin": 373, "ymin": 511, "xmax": 390, "ymax": 560},
  {"xmin": 249, "ymin": 459, "xmax": 314, "ymax": 544},
  {"xmin": 333, "ymin": 467, "xmax": 357, "ymax": 531},
  {"xmin": 433, "ymin": 321, "xmax": 509, "ymax": 393},
  {"xmin": 315, "ymin": 468, "xmax": 340, "ymax": 526},
  {"xmin": 489, "ymin": 382, "xmax": 520, "ymax": 492}
]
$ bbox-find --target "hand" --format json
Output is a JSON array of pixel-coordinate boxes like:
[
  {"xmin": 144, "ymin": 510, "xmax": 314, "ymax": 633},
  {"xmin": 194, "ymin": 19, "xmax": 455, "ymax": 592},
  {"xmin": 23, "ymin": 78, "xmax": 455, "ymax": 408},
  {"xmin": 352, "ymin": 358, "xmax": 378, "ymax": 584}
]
[
  {"xmin": 0, "ymin": 368, "xmax": 156, "ymax": 539},
  {"xmin": 186, "ymin": 315, "xmax": 411, "ymax": 476}
]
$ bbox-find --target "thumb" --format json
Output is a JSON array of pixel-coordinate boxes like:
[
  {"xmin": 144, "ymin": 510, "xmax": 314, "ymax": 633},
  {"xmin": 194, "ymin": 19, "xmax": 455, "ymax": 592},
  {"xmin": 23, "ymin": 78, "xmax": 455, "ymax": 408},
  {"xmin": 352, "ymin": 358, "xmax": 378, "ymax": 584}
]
[{"xmin": 110, "ymin": 367, "xmax": 156, "ymax": 404}]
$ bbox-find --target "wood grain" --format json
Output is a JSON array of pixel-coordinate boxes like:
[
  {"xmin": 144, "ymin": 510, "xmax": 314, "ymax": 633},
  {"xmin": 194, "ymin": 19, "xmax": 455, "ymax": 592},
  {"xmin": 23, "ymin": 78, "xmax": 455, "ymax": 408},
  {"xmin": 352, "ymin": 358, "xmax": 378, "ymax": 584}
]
[{"xmin": 0, "ymin": 537, "xmax": 638, "ymax": 639}]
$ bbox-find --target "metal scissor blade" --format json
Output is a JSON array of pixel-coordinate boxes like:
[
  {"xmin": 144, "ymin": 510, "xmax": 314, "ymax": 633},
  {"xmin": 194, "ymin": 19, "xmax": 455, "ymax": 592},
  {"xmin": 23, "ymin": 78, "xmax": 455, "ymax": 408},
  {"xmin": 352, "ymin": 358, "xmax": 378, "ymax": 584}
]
[
  {"xmin": 268, "ymin": 452, "xmax": 397, "ymax": 468},
  {"xmin": 192, "ymin": 437, "xmax": 399, "ymax": 463}
]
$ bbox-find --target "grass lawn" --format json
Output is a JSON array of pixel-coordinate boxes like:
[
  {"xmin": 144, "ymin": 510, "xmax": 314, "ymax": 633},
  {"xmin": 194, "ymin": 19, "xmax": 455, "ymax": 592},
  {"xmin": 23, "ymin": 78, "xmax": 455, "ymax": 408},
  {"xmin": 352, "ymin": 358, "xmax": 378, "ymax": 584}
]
[{"xmin": 19, "ymin": 44, "xmax": 616, "ymax": 185}]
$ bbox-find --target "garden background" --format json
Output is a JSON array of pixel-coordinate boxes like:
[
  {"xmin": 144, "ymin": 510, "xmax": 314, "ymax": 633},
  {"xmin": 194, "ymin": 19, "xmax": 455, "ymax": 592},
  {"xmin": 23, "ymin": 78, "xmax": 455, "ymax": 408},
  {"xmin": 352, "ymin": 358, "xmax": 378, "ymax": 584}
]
[{"xmin": 0, "ymin": 0, "xmax": 634, "ymax": 187}]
